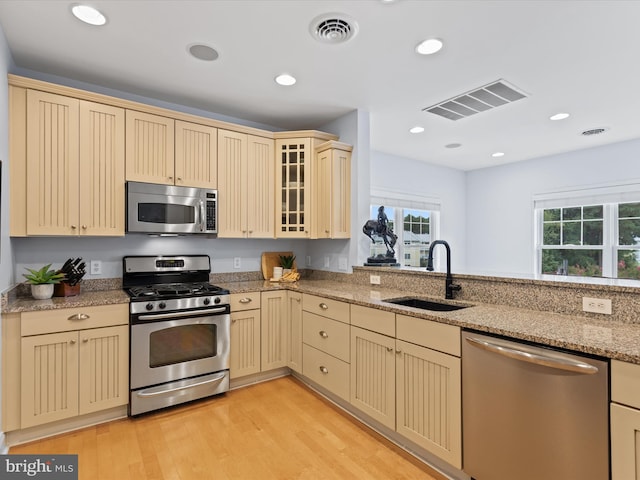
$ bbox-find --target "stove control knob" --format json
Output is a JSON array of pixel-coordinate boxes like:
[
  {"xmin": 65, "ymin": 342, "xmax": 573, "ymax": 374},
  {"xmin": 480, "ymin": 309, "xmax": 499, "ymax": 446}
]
[
  {"xmin": 159, "ymin": 302, "xmax": 167, "ymax": 310},
  {"xmin": 203, "ymin": 298, "xmax": 211, "ymax": 305},
  {"xmin": 214, "ymin": 297, "xmax": 221, "ymax": 305},
  {"xmin": 146, "ymin": 303, "xmax": 154, "ymax": 311}
]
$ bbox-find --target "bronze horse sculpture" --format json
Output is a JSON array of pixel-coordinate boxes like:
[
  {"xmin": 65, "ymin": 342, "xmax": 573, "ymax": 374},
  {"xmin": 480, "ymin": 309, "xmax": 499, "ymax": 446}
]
[{"xmin": 363, "ymin": 219, "xmax": 398, "ymax": 257}]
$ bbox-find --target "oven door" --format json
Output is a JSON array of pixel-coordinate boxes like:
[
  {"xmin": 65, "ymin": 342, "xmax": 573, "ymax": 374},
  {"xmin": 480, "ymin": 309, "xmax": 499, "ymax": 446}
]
[{"xmin": 130, "ymin": 312, "xmax": 230, "ymax": 390}]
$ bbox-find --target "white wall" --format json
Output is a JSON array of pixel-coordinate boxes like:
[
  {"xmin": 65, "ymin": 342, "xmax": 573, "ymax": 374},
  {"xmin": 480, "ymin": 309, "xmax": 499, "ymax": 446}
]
[
  {"xmin": 370, "ymin": 151, "xmax": 467, "ymax": 272},
  {"xmin": 466, "ymin": 138, "xmax": 640, "ymax": 276}
]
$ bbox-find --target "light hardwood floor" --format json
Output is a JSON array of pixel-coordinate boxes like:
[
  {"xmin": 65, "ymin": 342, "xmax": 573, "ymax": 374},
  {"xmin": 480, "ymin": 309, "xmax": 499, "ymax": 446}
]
[{"xmin": 10, "ymin": 376, "xmax": 447, "ymax": 480}]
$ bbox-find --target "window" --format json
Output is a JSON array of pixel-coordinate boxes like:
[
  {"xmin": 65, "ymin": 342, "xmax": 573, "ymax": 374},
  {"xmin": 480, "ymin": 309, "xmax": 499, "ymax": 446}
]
[
  {"xmin": 536, "ymin": 201, "xmax": 640, "ymax": 279},
  {"xmin": 368, "ymin": 205, "xmax": 438, "ymax": 267}
]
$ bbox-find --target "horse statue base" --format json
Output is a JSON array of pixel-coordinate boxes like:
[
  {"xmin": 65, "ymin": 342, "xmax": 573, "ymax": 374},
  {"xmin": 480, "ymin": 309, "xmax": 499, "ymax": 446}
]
[{"xmin": 364, "ymin": 254, "xmax": 400, "ymax": 267}]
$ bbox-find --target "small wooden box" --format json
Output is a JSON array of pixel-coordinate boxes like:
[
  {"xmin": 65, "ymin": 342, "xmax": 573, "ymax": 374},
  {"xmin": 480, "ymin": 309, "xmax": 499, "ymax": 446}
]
[{"xmin": 53, "ymin": 282, "xmax": 81, "ymax": 297}]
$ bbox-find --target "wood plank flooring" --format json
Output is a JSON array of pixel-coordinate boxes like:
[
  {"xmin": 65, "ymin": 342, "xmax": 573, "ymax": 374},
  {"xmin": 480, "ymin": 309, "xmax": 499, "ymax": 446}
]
[{"xmin": 10, "ymin": 376, "xmax": 447, "ymax": 480}]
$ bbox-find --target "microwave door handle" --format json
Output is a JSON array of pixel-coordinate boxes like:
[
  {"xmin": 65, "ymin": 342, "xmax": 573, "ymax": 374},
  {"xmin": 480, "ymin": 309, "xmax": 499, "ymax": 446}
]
[{"xmin": 199, "ymin": 200, "xmax": 206, "ymax": 232}]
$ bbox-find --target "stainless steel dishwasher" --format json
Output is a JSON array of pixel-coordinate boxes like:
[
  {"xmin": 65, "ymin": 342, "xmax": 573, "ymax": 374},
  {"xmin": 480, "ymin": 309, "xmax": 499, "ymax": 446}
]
[{"xmin": 462, "ymin": 331, "xmax": 609, "ymax": 480}]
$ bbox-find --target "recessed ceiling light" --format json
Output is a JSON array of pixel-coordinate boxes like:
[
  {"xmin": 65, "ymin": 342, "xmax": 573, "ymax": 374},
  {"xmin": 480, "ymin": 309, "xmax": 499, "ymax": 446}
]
[
  {"xmin": 492, "ymin": 152, "xmax": 505, "ymax": 158},
  {"xmin": 188, "ymin": 44, "xmax": 219, "ymax": 61},
  {"xmin": 445, "ymin": 143, "xmax": 462, "ymax": 149},
  {"xmin": 415, "ymin": 38, "xmax": 443, "ymax": 55},
  {"xmin": 409, "ymin": 126, "xmax": 425, "ymax": 134},
  {"xmin": 275, "ymin": 74, "xmax": 297, "ymax": 86},
  {"xmin": 550, "ymin": 112, "xmax": 570, "ymax": 121},
  {"xmin": 71, "ymin": 4, "xmax": 106, "ymax": 26}
]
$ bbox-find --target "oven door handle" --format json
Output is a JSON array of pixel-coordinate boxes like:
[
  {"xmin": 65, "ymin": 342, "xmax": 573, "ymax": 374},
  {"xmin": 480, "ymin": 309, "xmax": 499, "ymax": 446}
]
[
  {"xmin": 135, "ymin": 372, "xmax": 227, "ymax": 398},
  {"xmin": 137, "ymin": 306, "xmax": 227, "ymax": 321}
]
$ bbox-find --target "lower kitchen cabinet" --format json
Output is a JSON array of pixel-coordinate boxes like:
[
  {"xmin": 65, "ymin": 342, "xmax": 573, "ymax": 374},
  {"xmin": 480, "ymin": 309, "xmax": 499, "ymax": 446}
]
[
  {"xmin": 229, "ymin": 292, "xmax": 261, "ymax": 379},
  {"xmin": 286, "ymin": 291, "xmax": 303, "ymax": 373},
  {"xmin": 261, "ymin": 290, "xmax": 288, "ymax": 371},
  {"xmin": 611, "ymin": 359, "xmax": 640, "ymax": 479}
]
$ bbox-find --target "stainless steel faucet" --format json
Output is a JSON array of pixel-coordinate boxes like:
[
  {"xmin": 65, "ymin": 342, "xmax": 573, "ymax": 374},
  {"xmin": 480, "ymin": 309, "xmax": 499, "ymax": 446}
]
[{"xmin": 426, "ymin": 240, "xmax": 461, "ymax": 299}]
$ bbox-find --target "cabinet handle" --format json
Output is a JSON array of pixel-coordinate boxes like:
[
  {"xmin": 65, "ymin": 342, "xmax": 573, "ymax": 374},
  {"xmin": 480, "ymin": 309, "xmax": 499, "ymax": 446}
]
[
  {"xmin": 68, "ymin": 313, "xmax": 90, "ymax": 321},
  {"xmin": 395, "ymin": 349, "xmax": 402, "ymax": 354},
  {"xmin": 232, "ymin": 318, "xmax": 237, "ymax": 323},
  {"xmin": 386, "ymin": 347, "xmax": 393, "ymax": 352},
  {"xmin": 71, "ymin": 225, "xmax": 77, "ymax": 230},
  {"xmin": 325, "ymin": 230, "xmax": 330, "ymax": 234},
  {"xmin": 319, "ymin": 303, "xmax": 328, "ymax": 310},
  {"xmin": 295, "ymin": 298, "xmax": 301, "ymax": 302},
  {"xmin": 83, "ymin": 338, "xmax": 89, "ymax": 343},
  {"xmin": 319, "ymin": 366, "xmax": 329, "ymax": 374},
  {"xmin": 319, "ymin": 330, "xmax": 328, "ymax": 338},
  {"xmin": 239, "ymin": 298, "xmax": 252, "ymax": 304},
  {"xmin": 70, "ymin": 339, "xmax": 76, "ymax": 345},
  {"xmin": 177, "ymin": 177, "xmax": 182, "ymax": 181}
]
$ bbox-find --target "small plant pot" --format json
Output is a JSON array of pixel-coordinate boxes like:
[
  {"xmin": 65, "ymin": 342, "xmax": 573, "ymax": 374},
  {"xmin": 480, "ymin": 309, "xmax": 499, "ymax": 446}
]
[{"xmin": 31, "ymin": 284, "xmax": 54, "ymax": 300}]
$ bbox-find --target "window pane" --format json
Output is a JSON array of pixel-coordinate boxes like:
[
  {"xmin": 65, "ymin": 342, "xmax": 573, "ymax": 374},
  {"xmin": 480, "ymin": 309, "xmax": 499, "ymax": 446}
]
[
  {"xmin": 562, "ymin": 222, "xmax": 581, "ymax": 245},
  {"xmin": 618, "ymin": 250, "xmax": 640, "ymax": 279},
  {"xmin": 541, "ymin": 249, "xmax": 602, "ymax": 277},
  {"xmin": 402, "ymin": 208, "xmax": 430, "ymax": 267},
  {"xmin": 544, "ymin": 208, "xmax": 560, "ymax": 221},
  {"xmin": 583, "ymin": 205, "xmax": 603, "ymax": 220},
  {"xmin": 583, "ymin": 220, "xmax": 603, "ymax": 245},
  {"xmin": 543, "ymin": 223, "xmax": 560, "ymax": 245},
  {"xmin": 562, "ymin": 207, "xmax": 581, "ymax": 221},
  {"xmin": 619, "ymin": 202, "xmax": 640, "ymax": 218}
]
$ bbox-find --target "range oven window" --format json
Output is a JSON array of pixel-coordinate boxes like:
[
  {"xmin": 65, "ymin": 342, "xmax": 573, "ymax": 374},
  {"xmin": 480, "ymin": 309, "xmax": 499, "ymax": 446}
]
[
  {"xmin": 138, "ymin": 203, "xmax": 195, "ymax": 224},
  {"xmin": 149, "ymin": 324, "xmax": 217, "ymax": 368}
]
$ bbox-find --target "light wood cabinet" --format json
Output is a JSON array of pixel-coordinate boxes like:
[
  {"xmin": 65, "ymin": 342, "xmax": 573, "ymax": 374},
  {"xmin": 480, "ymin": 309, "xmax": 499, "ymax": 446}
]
[
  {"xmin": 125, "ymin": 110, "xmax": 175, "ymax": 185},
  {"xmin": 286, "ymin": 291, "xmax": 303, "ymax": 373},
  {"xmin": 13, "ymin": 305, "xmax": 129, "ymax": 430},
  {"xmin": 261, "ymin": 291, "xmax": 288, "ymax": 371},
  {"xmin": 314, "ymin": 141, "xmax": 352, "ymax": 239},
  {"xmin": 218, "ymin": 130, "xmax": 275, "ymax": 238},
  {"xmin": 611, "ymin": 360, "xmax": 640, "ymax": 479},
  {"xmin": 276, "ymin": 138, "xmax": 311, "ymax": 238},
  {"xmin": 19, "ymin": 89, "xmax": 125, "ymax": 236},
  {"xmin": 229, "ymin": 292, "xmax": 261, "ymax": 379},
  {"xmin": 175, "ymin": 120, "xmax": 218, "ymax": 188}
]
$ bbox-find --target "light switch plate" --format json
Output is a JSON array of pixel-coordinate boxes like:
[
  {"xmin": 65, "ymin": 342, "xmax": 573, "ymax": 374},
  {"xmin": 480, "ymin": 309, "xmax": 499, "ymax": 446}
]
[{"xmin": 233, "ymin": 257, "xmax": 241, "ymax": 269}]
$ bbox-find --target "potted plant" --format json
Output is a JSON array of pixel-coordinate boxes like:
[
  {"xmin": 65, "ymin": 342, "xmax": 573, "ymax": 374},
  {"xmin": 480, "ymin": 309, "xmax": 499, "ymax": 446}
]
[
  {"xmin": 23, "ymin": 264, "xmax": 66, "ymax": 300},
  {"xmin": 279, "ymin": 254, "xmax": 296, "ymax": 274}
]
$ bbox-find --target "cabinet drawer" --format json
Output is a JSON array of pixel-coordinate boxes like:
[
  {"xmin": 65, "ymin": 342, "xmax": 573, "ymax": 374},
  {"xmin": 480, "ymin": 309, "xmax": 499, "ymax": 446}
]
[
  {"xmin": 612, "ymin": 360, "xmax": 640, "ymax": 409},
  {"xmin": 21, "ymin": 304, "xmax": 128, "ymax": 336},
  {"xmin": 303, "ymin": 344, "xmax": 350, "ymax": 401},
  {"xmin": 230, "ymin": 292, "xmax": 261, "ymax": 312},
  {"xmin": 303, "ymin": 311, "xmax": 350, "ymax": 362},
  {"xmin": 302, "ymin": 294, "xmax": 350, "ymax": 324},
  {"xmin": 351, "ymin": 304, "xmax": 395, "ymax": 337},
  {"xmin": 396, "ymin": 314, "xmax": 460, "ymax": 357}
]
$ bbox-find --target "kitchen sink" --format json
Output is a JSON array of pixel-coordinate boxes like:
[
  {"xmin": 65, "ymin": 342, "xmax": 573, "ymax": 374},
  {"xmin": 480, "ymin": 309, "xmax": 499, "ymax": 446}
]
[{"xmin": 383, "ymin": 297, "xmax": 469, "ymax": 312}]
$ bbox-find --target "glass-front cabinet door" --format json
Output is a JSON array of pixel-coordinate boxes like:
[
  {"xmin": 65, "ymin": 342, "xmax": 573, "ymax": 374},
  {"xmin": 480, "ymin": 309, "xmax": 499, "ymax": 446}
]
[{"xmin": 276, "ymin": 139, "xmax": 311, "ymax": 237}]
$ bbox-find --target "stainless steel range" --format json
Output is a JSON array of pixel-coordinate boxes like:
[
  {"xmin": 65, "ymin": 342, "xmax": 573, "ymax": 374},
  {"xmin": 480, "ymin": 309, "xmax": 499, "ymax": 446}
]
[{"xmin": 123, "ymin": 255, "xmax": 230, "ymax": 416}]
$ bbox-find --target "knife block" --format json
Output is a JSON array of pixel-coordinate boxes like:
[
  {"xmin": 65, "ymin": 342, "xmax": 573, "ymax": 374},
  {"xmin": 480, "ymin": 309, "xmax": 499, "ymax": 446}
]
[{"xmin": 54, "ymin": 282, "xmax": 81, "ymax": 297}]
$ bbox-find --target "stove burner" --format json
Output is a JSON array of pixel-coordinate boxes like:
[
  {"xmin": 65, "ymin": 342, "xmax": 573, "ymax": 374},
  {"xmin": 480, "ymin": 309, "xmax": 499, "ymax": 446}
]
[{"xmin": 127, "ymin": 282, "xmax": 226, "ymax": 300}]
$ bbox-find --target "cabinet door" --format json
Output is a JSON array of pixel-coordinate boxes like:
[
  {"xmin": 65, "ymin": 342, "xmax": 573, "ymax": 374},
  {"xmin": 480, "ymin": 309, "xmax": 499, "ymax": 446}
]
[
  {"xmin": 329, "ymin": 147, "xmax": 351, "ymax": 239},
  {"xmin": 78, "ymin": 325, "xmax": 129, "ymax": 415},
  {"xmin": 275, "ymin": 139, "xmax": 311, "ymax": 238},
  {"xmin": 611, "ymin": 403, "xmax": 640, "ymax": 480},
  {"xmin": 314, "ymin": 147, "xmax": 332, "ymax": 238},
  {"xmin": 229, "ymin": 308, "xmax": 261, "ymax": 379},
  {"xmin": 21, "ymin": 331, "xmax": 79, "ymax": 428},
  {"xmin": 396, "ymin": 339, "xmax": 462, "ymax": 469},
  {"xmin": 175, "ymin": 120, "xmax": 217, "ymax": 188},
  {"xmin": 261, "ymin": 291, "xmax": 287, "ymax": 371},
  {"xmin": 247, "ymin": 135, "xmax": 275, "ymax": 238},
  {"xmin": 217, "ymin": 129, "xmax": 247, "ymax": 237},
  {"xmin": 125, "ymin": 110, "xmax": 175, "ymax": 184},
  {"xmin": 350, "ymin": 326, "xmax": 396, "ymax": 429},
  {"xmin": 79, "ymin": 101, "xmax": 125, "ymax": 236},
  {"xmin": 286, "ymin": 291, "xmax": 303, "ymax": 373},
  {"xmin": 26, "ymin": 90, "xmax": 80, "ymax": 235}
]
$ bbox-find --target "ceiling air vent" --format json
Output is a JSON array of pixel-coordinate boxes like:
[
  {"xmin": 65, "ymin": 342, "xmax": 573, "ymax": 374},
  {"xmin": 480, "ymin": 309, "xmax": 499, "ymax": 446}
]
[
  {"xmin": 582, "ymin": 127, "xmax": 608, "ymax": 136},
  {"xmin": 424, "ymin": 79, "xmax": 528, "ymax": 121},
  {"xmin": 310, "ymin": 14, "xmax": 358, "ymax": 44}
]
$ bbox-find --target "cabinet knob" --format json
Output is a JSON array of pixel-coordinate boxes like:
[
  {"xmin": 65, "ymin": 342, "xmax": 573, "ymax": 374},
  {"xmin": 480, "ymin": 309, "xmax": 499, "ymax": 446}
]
[
  {"xmin": 319, "ymin": 303, "xmax": 328, "ymax": 310},
  {"xmin": 319, "ymin": 366, "xmax": 329, "ymax": 375},
  {"xmin": 70, "ymin": 339, "xmax": 76, "ymax": 345},
  {"xmin": 294, "ymin": 298, "xmax": 301, "ymax": 302},
  {"xmin": 319, "ymin": 330, "xmax": 328, "ymax": 339},
  {"xmin": 68, "ymin": 313, "xmax": 90, "ymax": 321},
  {"xmin": 386, "ymin": 347, "xmax": 393, "ymax": 352},
  {"xmin": 177, "ymin": 177, "xmax": 182, "ymax": 181},
  {"xmin": 395, "ymin": 349, "xmax": 402, "ymax": 355},
  {"xmin": 83, "ymin": 338, "xmax": 89, "ymax": 343},
  {"xmin": 232, "ymin": 318, "xmax": 237, "ymax": 323},
  {"xmin": 71, "ymin": 225, "xmax": 77, "ymax": 230},
  {"xmin": 325, "ymin": 230, "xmax": 330, "ymax": 234},
  {"xmin": 239, "ymin": 298, "xmax": 252, "ymax": 304},
  {"xmin": 82, "ymin": 225, "xmax": 87, "ymax": 230}
]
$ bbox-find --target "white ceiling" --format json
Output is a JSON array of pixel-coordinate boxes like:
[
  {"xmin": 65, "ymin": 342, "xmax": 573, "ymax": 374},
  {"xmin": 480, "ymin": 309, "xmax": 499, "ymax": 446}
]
[{"xmin": 1, "ymin": 0, "xmax": 639, "ymax": 171}]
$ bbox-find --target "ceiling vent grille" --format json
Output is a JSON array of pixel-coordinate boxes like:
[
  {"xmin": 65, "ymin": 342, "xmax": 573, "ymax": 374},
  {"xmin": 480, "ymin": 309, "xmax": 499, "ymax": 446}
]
[
  {"xmin": 423, "ymin": 79, "xmax": 528, "ymax": 121},
  {"xmin": 310, "ymin": 14, "xmax": 358, "ymax": 44}
]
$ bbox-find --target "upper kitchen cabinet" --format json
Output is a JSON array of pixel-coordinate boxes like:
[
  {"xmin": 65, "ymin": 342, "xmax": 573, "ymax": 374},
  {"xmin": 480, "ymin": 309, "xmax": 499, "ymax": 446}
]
[
  {"xmin": 11, "ymin": 87, "xmax": 125, "ymax": 236},
  {"xmin": 314, "ymin": 141, "xmax": 352, "ymax": 239},
  {"xmin": 175, "ymin": 120, "xmax": 218, "ymax": 189},
  {"xmin": 217, "ymin": 130, "xmax": 275, "ymax": 238},
  {"xmin": 274, "ymin": 131, "xmax": 338, "ymax": 238}
]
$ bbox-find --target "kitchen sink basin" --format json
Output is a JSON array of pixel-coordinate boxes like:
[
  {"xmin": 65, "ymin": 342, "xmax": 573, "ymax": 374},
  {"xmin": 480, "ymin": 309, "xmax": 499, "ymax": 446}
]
[{"xmin": 383, "ymin": 297, "xmax": 469, "ymax": 312}]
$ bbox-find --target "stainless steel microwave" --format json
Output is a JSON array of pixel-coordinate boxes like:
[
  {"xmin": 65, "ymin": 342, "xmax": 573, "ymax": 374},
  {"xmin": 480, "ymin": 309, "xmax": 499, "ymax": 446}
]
[{"xmin": 126, "ymin": 182, "xmax": 217, "ymax": 235}]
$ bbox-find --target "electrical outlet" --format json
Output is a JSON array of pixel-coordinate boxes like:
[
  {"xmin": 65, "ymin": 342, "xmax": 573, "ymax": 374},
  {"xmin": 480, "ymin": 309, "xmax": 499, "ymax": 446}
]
[
  {"xmin": 233, "ymin": 257, "xmax": 241, "ymax": 269},
  {"xmin": 370, "ymin": 274, "xmax": 381, "ymax": 285},
  {"xmin": 338, "ymin": 257, "xmax": 348, "ymax": 271},
  {"xmin": 90, "ymin": 260, "xmax": 101, "ymax": 275},
  {"xmin": 582, "ymin": 297, "xmax": 612, "ymax": 315},
  {"xmin": 324, "ymin": 256, "xmax": 330, "ymax": 268},
  {"xmin": 306, "ymin": 255, "xmax": 312, "ymax": 267}
]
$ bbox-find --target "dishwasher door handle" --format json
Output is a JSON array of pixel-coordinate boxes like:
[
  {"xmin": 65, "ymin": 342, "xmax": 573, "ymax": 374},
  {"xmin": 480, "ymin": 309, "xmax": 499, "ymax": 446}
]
[{"xmin": 465, "ymin": 336, "xmax": 599, "ymax": 374}]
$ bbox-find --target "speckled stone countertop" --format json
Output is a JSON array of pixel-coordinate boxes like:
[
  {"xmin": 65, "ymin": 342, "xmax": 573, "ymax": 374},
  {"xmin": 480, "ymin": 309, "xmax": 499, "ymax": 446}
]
[{"xmin": 5, "ymin": 279, "xmax": 640, "ymax": 364}]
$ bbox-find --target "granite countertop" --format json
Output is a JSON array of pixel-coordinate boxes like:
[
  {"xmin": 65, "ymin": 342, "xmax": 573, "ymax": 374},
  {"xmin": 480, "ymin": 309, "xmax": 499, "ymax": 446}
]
[{"xmin": 5, "ymin": 279, "xmax": 640, "ymax": 364}]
